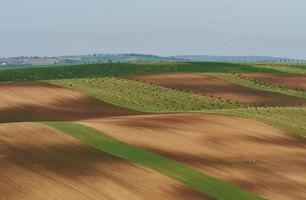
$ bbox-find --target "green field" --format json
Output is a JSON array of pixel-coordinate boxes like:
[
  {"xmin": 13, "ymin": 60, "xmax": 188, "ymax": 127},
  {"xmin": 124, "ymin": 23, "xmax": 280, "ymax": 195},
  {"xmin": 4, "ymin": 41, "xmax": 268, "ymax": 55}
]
[
  {"xmin": 44, "ymin": 121, "xmax": 264, "ymax": 200},
  {"xmin": 0, "ymin": 62, "xmax": 281, "ymax": 82}
]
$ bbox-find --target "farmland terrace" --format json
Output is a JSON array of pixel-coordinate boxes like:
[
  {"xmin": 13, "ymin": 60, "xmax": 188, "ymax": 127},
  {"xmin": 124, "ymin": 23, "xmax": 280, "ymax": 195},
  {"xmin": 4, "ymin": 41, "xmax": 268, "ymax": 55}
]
[{"xmin": 0, "ymin": 62, "xmax": 306, "ymax": 200}]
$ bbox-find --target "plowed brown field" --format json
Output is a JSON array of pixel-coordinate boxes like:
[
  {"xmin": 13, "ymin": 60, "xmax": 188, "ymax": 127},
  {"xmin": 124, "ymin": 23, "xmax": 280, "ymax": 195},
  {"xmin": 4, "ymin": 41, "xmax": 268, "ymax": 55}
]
[
  {"xmin": 131, "ymin": 73, "xmax": 306, "ymax": 106},
  {"xmin": 82, "ymin": 114, "xmax": 306, "ymax": 200},
  {"xmin": 241, "ymin": 73, "xmax": 306, "ymax": 91},
  {"xmin": 0, "ymin": 82, "xmax": 136, "ymax": 123},
  {"xmin": 0, "ymin": 122, "xmax": 210, "ymax": 200}
]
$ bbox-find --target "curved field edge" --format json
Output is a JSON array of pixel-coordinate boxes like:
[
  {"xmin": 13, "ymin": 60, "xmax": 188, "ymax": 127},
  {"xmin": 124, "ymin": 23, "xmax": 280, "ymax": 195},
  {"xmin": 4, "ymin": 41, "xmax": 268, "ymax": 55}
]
[
  {"xmin": 47, "ymin": 77, "xmax": 241, "ymax": 112},
  {"xmin": 43, "ymin": 121, "xmax": 265, "ymax": 200},
  {"xmin": 209, "ymin": 73, "xmax": 306, "ymax": 99},
  {"xmin": 208, "ymin": 107, "xmax": 306, "ymax": 138},
  {"xmin": 0, "ymin": 62, "xmax": 281, "ymax": 82}
]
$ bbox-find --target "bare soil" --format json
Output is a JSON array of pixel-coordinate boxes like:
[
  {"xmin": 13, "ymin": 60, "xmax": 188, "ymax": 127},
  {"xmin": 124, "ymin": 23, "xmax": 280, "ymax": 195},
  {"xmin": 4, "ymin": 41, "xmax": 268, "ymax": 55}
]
[
  {"xmin": 131, "ymin": 73, "xmax": 306, "ymax": 106},
  {"xmin": 0, "ymin": 82, "xmax": 137, "ymax": 123},
  {"xmin": 82, "ymin": 113, "xmax": 306, "ymax": 200}
]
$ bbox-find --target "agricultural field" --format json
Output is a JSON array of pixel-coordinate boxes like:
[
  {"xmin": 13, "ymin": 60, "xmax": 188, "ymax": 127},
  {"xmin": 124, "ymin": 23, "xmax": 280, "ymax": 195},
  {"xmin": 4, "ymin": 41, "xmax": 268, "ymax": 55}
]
[{"xmin": 1, "ymin": 62, "xmax": 306, "ymax": 200}]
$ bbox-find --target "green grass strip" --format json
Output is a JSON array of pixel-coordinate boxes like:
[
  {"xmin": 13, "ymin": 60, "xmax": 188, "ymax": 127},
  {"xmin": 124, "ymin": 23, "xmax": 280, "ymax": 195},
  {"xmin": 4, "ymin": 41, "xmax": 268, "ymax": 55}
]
[
  {"xmin": 209, "ymin": 73, "xmax": 306, "ymax": 99},
  {"xmin": 43, "ymin": 121, "xmax": 265, "ymax": 200}
]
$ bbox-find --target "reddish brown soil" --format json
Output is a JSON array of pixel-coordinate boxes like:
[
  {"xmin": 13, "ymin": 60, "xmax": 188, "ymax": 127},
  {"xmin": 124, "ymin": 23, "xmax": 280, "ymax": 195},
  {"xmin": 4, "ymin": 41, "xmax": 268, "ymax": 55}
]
[
  {"xmin": 241, "ymin": 73, "xmax": 306, "ymax": 91},
  {"xmin": 82, "ymin": 113, "xmax": 306, "ymax": 200},
  {"xmin": 130, "ymin": 73, "xmax": 306, "ymax": 106},
  {"xmin": 0, "ymin": 122, "xmax": 211, "ymax": 200},
  {"xmin": 0, "ymin": 82, "xmax": 137, "ymax": 123}
]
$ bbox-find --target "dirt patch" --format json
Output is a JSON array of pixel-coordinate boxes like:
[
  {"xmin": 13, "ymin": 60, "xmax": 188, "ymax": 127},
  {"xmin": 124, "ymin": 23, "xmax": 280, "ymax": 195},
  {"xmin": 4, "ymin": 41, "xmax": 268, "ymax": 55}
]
[
  {"xmin": 82, "ymin": 113, "xmax": 306, "ymax": 200},
  {"xmin": 241, "ymin": 73, "xmax": 306, "ymax": 91},
  {"xmin": 130, "ymin": 73, "xmax": 306, "ymax": 106},
  {"xmin": 0, "ymin": 82, "xmax": 137, "ymax": 123},
  {"xmin": 0, "ymin": 122, "xmax": 211, "ymax": 200}
]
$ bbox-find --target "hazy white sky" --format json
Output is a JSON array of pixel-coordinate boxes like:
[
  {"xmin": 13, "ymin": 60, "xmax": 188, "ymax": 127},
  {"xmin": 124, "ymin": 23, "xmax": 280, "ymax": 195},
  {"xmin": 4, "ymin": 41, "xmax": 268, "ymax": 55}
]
[{"xmin": 1, "ymin": 0, "xmax": 306, "ymax": 58}]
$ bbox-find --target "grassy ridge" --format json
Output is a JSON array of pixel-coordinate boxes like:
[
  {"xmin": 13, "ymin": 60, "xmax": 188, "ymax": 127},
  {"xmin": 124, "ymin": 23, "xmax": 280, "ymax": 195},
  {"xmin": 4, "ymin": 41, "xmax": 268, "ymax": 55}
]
[
  {"xmin": 0, "ymin": 62, "xmax": 281, "ymax": 82},
  {"xmin": 48, "ymin": 77, "xmax": 240, "ymax": 112},
  {"xmin": 44, "ymin": 122, "xmax": 265, "ymax": 200},
  {"xmin": 209, "ymin": 107, "xmax": 306, "ymax": 138},
  {"xmin": 209, "ymin": 73, "xmax": 306, "ymax": 99}
]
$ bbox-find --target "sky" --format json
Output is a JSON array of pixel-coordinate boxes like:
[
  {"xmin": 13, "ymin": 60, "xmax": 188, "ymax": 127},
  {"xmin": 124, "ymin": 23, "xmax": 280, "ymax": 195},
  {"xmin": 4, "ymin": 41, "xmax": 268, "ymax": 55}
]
[{"xmin": 1, "ymin": 0, "xmax": 306, "ymax": 59}]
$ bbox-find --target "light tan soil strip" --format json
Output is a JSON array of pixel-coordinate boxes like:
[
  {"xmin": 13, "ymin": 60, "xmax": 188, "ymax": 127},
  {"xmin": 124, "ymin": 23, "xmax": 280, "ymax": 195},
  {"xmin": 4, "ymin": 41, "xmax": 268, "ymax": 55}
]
[
  {"xmin": 0, "ymin": 122, "xmax": 211, "ymax": 200},
  {"xmin": 0, "ymin": 81, "xmax": 137, "ymax": 123}
]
